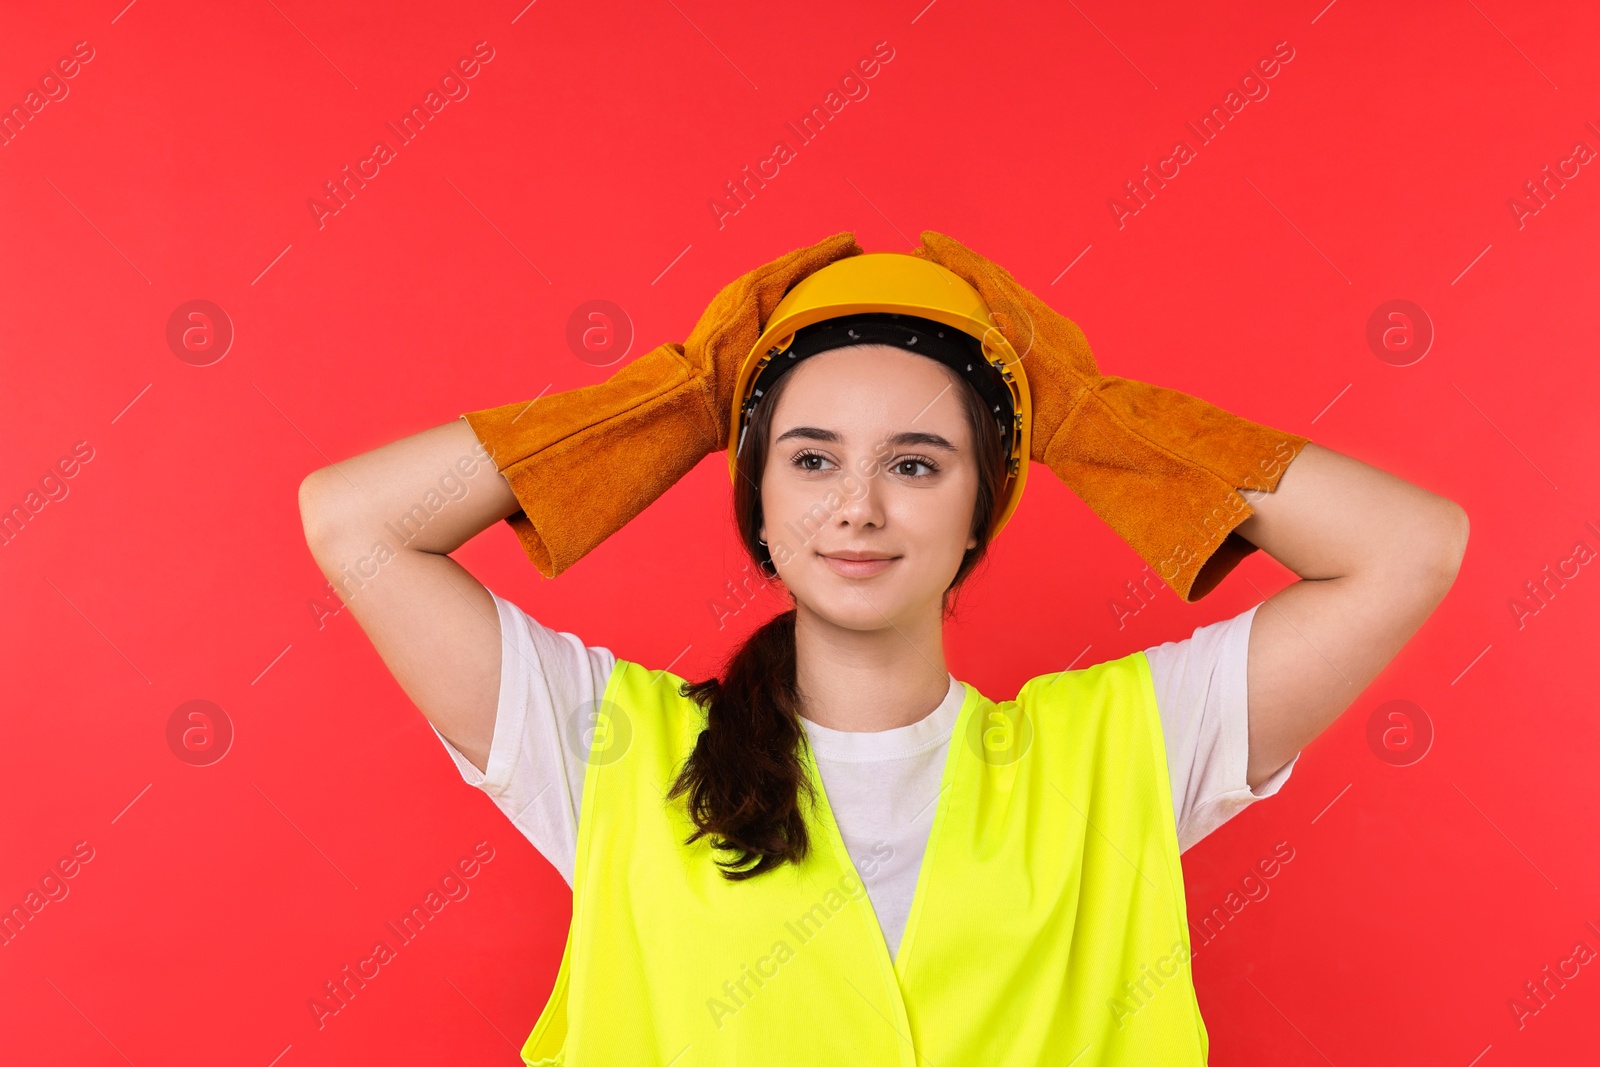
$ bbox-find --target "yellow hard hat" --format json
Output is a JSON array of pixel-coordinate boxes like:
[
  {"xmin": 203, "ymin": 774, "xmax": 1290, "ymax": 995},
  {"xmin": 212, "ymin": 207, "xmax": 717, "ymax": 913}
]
[{"xmin": 727, "ymin": 251, "xmax": 1031, "ymax": 539}]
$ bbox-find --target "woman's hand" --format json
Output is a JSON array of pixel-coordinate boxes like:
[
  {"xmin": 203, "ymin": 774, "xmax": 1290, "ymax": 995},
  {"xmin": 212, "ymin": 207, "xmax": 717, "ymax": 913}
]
[
  {"xmin": 912, "ymin": 229, "xmax": 1096, "ymax": 465},
  {"xmin": 912, "ymin": 228, "xmax": 1311, "ymax": 602},
  {"xmin": 454, "ymin": 231, "xmax": 864, "ymax": 579},
  {"xmin": 680, "ymin": 230, "xmax": 864, "ymax": 445}
]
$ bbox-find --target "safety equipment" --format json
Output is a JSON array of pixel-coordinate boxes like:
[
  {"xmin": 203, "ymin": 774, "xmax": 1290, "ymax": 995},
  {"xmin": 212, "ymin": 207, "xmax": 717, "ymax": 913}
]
[
  {"xmin": 727, "ymin": 251, "xmax": 1032, "ymax": 539},
  {"xmin": 519, "ymin": 654, "xmax": 1208, "ymax": 1065},
  {"xmin": 913, "ymin": 230, "xmax": 1311, "ymax": 602},
  {"xmin": 459, "ymin": 232, "xmax": 864, "ymax": 579}
]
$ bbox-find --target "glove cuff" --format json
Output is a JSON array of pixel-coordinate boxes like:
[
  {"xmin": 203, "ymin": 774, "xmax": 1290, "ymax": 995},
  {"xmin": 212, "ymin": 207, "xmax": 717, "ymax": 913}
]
[
  {"xmin": 1042, "ymin": 377, "xmax": 1310, "ymax": 602},
  {"xmin": 462, "ymin": 344, "xmax": 721, "ymax": 578}
]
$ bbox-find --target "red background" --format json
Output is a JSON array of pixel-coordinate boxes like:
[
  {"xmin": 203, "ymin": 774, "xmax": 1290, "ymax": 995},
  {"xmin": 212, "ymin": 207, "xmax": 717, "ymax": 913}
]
[{"xmin": 3, "ymin": 1, "xmax": 1598, "ymax": 1063}]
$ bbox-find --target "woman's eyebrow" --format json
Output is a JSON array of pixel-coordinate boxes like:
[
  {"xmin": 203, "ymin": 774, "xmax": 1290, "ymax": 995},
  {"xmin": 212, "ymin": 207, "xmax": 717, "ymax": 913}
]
[
  {"xmin": 773, "ymin": 427, "xmax": 959, "ymax": 451},
  {"xmin": 773, "ymin": 426, "xmax": 840, "ymax": 445},
  {"xmin": 890, "ymin": 430, "xmax": 959, "ymax": 452}
]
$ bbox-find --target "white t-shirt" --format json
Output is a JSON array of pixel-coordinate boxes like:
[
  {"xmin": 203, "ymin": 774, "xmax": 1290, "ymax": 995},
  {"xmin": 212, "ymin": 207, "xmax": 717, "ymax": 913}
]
[{"xmin": 432, "ymin": 590, "xmax": 1299, "ymax": 960}]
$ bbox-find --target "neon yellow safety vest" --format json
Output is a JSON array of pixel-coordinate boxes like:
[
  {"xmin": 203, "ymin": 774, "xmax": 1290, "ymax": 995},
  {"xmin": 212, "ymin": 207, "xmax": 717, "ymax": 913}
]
[{"xmin": 522, "ymin": 650, "xmax": 1208, "ymax": 1065}]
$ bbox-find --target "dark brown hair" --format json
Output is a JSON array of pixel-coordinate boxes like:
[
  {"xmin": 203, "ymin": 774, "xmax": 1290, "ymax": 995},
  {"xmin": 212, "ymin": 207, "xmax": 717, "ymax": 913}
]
[{"xmin": 667, "ymin": 348, "xmax": 1009, "ymax": 880}]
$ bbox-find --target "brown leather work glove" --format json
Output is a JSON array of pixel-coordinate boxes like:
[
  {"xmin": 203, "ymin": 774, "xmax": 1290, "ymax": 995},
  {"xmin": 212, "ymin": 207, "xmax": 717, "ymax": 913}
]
[
  {"xmin": 461, "ymin": 232, "xmax": 865, "ymax": 578},
  {"xmin": 913, "ymin": 229, "xmax": 1311, "ymax": 602}
]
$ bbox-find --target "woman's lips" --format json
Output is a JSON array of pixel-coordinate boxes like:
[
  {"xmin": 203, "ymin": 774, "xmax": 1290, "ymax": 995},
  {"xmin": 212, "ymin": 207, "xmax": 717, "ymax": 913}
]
[{"xmin": 819, "ymin": 554, "xmax": 897, "ymax": 578}]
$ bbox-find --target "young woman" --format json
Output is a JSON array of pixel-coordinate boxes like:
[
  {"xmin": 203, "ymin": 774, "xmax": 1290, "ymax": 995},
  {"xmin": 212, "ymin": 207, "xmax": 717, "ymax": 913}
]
[{"xmin": 298, "ymin": 232, "xmax": 1468, "ymax": 1065}]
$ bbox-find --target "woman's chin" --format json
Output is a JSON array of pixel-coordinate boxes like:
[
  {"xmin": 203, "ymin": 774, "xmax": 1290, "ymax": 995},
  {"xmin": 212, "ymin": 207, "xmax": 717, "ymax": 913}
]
[{"xmin": 794, "ymin": 588, "xmax": 913, "ymax": 632}]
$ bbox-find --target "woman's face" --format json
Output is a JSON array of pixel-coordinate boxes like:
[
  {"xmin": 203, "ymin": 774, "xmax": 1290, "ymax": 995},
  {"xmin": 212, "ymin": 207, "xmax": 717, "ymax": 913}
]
[{"xmin": 758, "ymin": 344, "xmax": 979, "ymax": 632}]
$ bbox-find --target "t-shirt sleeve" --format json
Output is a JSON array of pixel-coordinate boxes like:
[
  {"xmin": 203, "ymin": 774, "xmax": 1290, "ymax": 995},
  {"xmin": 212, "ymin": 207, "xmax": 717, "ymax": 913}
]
[
  {"xmin": 428, "ymin": 588, "xmax": 615, "ymax": 887},
  {"xmin": 1142, "ymin": 602, "xmax": 1299, "ymax": 853}
]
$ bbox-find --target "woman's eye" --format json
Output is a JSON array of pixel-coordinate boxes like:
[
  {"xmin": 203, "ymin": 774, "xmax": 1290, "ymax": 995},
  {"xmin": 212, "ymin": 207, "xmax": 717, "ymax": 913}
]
[
  {"xmin": 793, "ymin": 451, "xmax": 835, "ymax": 472},
  {"xmin": 895, "ymin": 458, "xmax": 938, "ymax": 477}
]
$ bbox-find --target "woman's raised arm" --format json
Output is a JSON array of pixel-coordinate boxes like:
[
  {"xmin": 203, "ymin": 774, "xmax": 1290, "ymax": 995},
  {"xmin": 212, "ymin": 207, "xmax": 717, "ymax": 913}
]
[
  {"xmin": 1233, "ymin": 442, "xmax": 1469, "ymax": 789},
  {"xmin": 291, "ymin": 236, "xmax": 864, "ymax": 773},
  {"xmin": 297, "ymin": 416, "xmax": 518, "ymax": 773}
]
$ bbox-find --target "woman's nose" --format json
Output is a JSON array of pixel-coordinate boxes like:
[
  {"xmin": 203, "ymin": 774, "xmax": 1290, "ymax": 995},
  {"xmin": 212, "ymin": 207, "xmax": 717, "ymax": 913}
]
[{"xmin": 833, "ymin": 461, "xmax": 887, "ymax": 528}]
